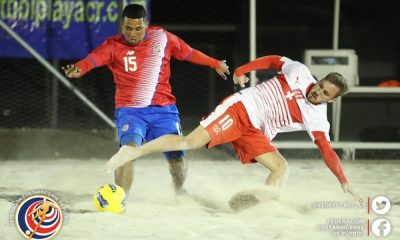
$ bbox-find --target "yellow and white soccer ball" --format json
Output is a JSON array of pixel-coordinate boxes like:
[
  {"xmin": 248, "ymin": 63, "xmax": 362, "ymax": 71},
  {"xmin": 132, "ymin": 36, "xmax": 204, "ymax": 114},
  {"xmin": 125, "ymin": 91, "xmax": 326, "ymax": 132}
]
[{"xmin": 93, "ymin": 184, "xmax": 126, "ymax": 214}]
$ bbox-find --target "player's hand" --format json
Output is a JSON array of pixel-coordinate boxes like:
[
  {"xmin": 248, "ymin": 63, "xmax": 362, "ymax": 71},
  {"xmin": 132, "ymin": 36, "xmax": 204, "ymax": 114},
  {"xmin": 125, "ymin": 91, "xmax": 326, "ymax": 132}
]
[
  {"xmin": 341, "ymin": 183, "xmax": 364, "ymax": 203},
  {"xmin": 61, "ymin": 64, "xmax": 82, "ymax": 78},
  {"xmin": 233, "ymin": 74, "xmax": 249, "ymax": 88},
  {"xmin": 215, "ymin": 60, "xmax": 230, "ymax": 80}
]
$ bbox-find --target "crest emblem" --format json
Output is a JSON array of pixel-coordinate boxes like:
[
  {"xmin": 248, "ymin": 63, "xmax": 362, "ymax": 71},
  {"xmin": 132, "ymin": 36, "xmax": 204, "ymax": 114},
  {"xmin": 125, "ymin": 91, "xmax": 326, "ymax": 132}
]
[
  {"xmin": 152, "ymin": 43, "xmax": 161, "ymax": 56},
  {"xmin": 122, "ymin": 124, "xmax": 129, "ymax": 132},
  {"xmin": 12, "ymin": 191, "xmax": 66, "ymax": 240}
]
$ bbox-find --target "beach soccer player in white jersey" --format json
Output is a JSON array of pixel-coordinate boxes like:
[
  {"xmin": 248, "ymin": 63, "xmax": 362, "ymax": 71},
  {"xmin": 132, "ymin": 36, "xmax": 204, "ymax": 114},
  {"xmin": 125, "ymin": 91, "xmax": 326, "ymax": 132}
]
[{"xmin": 105, "ymin": 55, "xmax": 363, "ymax": 203}]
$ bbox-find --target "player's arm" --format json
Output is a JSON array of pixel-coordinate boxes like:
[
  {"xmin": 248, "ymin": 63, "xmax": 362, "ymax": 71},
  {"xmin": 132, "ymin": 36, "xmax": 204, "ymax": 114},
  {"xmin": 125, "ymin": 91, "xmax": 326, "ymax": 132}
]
[
  {"xmin": 313, "ymin": 131, "xmax": 348, "ymax": 184},
  {"xmin": 168, "ymin": 32, "xmax": 230, "ymax": 80},
  {"xmin": 312, "ymin": 131, "xmax": 363, "ymax": 202},
  {"xmin": 61, "ymin": 40, "xmax": 114, "ymax": 78},
  {"xmin": 233, "ymin": 55, "xmax": 284, "ymax": 87},
  {"xmin": 187, "ymin": 49, "xmax": 230, "ymax": 80}
]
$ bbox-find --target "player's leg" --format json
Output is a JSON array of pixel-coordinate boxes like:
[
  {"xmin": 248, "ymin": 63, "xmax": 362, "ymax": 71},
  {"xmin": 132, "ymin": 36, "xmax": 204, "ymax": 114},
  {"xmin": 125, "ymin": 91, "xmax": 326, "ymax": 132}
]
[
  {"xmin": 228, "ymin": 152, "xmax": 288, "ymax": 212},
  {"xmin": 146, "ymin": 99, "xmax": 245, "ymax": 194},
  {"xmin": 145, "ymin": 107, "xmax": 202, "ymax": 195},
  {"xmin": 146, "ymin": 125, "xmax": 212, "ymax": 153},
  {"xmin": 146, "ymin": 112, "xmax": 190, "ymax": 195},
  {"xmin": 167, "ymin": 157, "xmax": 188, "ymax": 194},
  {"xmin": 227, "ymin": 124, "xmax": 289, "ymax": 211},
  {"xmin": 106, "ymin": 125, "xmax": 211, "ymax": 172},
  {"xmin": 230, "ymin": 151, "xmax": 289, "ymax": 212},
  {"xmin": 113, "ymin": 108, "xmax": 147, "ymax": 195},
  {"xmin": 255, "ymin": 151, "xmax": 289, "ymax": 188},
  {"xmin": 229, "ymin": 122, "xmax": 289, "ymax": 188},
  {"xmin": 105, "ymin": 95, "xmax": 244, "ymax": 172},
  {"xmin": 114, "ymin": 143, "xmax": 136, "ymax": 195}
]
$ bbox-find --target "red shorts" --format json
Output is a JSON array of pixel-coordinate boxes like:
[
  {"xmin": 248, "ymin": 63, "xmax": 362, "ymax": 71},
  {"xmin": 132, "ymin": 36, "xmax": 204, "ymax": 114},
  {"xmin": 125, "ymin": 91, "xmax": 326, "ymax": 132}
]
[{"xmin": 200, "ymin": 94, "xmax": 276, "ymax": 163}]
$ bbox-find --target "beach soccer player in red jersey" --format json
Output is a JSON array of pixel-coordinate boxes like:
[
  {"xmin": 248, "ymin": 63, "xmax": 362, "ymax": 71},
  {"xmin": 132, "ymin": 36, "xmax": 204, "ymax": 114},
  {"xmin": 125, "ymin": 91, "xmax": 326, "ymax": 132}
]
[
  {"xmin": 105, "ymin": 55, "xmax": 363, "ymax": 204},
  {"xmin": 62, "ymin": 4, "xmax": 230, "ymax": 197}
]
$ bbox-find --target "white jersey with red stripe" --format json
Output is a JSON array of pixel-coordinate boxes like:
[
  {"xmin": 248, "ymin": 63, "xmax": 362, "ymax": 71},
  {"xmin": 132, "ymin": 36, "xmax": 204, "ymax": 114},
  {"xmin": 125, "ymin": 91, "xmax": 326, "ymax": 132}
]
[{"xmin": 239, "ymin": 57, "xmax": 331, "ymax": 141}]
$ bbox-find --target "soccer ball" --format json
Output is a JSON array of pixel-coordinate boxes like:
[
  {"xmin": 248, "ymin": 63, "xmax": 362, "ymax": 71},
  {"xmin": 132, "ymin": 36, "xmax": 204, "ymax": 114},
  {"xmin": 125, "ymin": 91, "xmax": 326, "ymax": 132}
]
[{"xmin": 93, "ymin": 184, "xmax": 126, "ymax": 214}]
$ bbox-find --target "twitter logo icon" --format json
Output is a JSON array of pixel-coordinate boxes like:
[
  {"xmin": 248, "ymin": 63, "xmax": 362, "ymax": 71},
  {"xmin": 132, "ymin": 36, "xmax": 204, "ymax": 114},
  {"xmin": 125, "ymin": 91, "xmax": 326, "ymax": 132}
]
[{"xmin": 372, "ymin": 196, "xmax": 391, "ymax": 215}]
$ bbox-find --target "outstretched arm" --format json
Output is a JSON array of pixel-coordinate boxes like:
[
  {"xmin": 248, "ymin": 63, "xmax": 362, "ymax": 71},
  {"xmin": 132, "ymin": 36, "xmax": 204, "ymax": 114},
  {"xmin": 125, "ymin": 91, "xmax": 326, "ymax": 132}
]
[
  {"xmin": 61, "ymin": 40, "xmax": 113, "ymax": 78},
  {"xmin": 313, "ymin": 132, "xmax": 363, "ymax": 202},
  {"xmin": 167, "ymin": 31, "xmax": 230, "ymax": 80},
  {"xmin": 61, "ymin": 56, "xmax": 102, "ymax": 79},
  {"xmin": 314, "ymin": 137, "xmax": 348, "ymax": 184},
  {"xmin": 233, "ymin": 55, "xmax": 283, "ymax": 87},
  {"xmin": 186, "ymin": 49, "xmax": 230, "ymax": 80}
]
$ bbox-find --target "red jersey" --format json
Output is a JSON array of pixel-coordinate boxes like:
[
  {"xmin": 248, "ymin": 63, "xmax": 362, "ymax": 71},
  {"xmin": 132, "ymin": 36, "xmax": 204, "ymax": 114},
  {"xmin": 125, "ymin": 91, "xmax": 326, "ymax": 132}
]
[{"xmin": 76, "ymin": 26, "xmax": 219, "ymax": 108}]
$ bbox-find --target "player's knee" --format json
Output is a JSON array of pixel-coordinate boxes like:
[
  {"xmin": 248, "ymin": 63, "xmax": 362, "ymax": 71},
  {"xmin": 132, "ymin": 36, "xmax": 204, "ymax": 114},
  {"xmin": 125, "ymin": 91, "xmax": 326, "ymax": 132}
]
[{"xmin": 272, "ymin": 158, "xmax": 289, "ymax": 174}]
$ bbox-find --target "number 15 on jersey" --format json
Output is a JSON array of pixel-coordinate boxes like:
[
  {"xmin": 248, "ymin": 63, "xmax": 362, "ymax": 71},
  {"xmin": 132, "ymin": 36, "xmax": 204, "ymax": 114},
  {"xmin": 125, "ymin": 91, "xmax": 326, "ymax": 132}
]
[{"xmin": 123, "ymin": 56, "xmax": 137, "ymax": 72}]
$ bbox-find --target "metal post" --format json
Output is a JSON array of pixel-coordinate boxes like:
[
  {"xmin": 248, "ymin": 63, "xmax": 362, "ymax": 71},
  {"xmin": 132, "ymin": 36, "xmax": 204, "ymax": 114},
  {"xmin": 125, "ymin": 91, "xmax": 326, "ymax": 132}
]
[
  {"xmin": 249, "ymin": 0, "xmax": 257, "ymax": 86},
  {"xmin": 332, "ymin": 96, "xmax": 342, "ymax": 141},
  {"xmin": 333, "ymin": 0, "xmax": 340, "ymax": 50},
  {"xmin": 332, "ymin": 0, "xmax": 341, "ymax": 140},
  {"xmin": 51, "ymin": 59, "xmax": 59, "ymax": 128}
]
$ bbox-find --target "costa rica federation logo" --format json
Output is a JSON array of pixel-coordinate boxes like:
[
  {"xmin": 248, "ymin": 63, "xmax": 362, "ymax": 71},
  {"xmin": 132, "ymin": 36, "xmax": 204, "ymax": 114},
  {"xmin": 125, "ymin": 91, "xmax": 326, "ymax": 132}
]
[
  {"xmin": 11, "ymin": 191, "xmax": 66, "ymax": 240},
  {"xmin": 152, "ymin": 43, "xmax": 162, "ymax": 56}
]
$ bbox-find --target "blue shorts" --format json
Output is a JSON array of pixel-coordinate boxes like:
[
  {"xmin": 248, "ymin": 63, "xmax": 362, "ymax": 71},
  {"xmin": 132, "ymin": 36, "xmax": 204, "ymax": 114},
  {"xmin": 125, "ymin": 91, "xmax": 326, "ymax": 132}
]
[{"xmin": 115, "ymin": 104, "xmax": 185, "ymax": 160}]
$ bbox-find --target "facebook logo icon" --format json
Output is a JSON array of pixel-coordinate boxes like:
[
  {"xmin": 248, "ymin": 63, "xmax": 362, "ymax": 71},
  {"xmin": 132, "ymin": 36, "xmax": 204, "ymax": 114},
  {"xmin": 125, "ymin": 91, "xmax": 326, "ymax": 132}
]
[{"xmin": 372, "ymin": 218, "xmax": 391, "ymax": 237}]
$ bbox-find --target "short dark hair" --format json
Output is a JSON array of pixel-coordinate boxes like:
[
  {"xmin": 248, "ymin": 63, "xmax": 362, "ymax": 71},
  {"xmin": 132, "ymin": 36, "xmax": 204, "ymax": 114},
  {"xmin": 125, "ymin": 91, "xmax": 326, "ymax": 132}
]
[
  {"xmin": 122, "ymin": 4, "xmax": 147, "ymax": 20},
  {"xmin": 323, "ymin": 72, "xmax": 349, "ymax": 97}
]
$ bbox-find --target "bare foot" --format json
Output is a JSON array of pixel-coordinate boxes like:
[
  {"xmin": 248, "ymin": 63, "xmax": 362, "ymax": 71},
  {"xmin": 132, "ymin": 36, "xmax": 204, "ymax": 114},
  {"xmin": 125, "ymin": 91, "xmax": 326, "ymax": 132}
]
[{"xmin": 105, "ymin": 145, "xmax": 140, "ymax": 173}]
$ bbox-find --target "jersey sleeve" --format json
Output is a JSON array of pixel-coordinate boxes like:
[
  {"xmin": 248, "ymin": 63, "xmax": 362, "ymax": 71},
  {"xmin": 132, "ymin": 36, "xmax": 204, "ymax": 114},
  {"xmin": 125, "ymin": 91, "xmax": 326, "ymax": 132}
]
[
  {"xmin": 234, "ymin": 55, "xmax": 284, "ymax": 77},
  {"xmin": 75, "ymin": 38, "xmax": 115, "ymax": 76},
  {"xmin": 166, "ymin": 31, "xmax": 193, "ymax": 61},
  {"xmin": 303, "ymin": 103, "xmax": 331, "ymax": 142},
  {"xmin": 186, "ymin": 49, "xmax": 221, "ymax": 69},
  {"xmin": 166, "ymin": 31, "xmax": 220, "ymax": 68},
  {"xmin": 313, "ymin": 131, "xmax": 349, "ymax": 184}
]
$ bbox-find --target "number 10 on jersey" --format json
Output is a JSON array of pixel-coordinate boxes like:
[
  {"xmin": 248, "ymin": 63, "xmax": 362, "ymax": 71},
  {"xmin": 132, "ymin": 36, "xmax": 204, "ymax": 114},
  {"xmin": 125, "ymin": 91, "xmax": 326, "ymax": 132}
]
[{"xmin": 123, "ymin": 56, "xmax": 137, "ymax": 72}]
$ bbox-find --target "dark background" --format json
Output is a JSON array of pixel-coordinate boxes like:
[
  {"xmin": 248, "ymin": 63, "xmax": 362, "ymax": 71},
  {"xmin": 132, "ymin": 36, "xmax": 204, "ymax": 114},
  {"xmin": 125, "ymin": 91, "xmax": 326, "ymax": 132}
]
[{"xmin": 0, "ymin": 0, "xmax": 399, "ymax": 152}]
